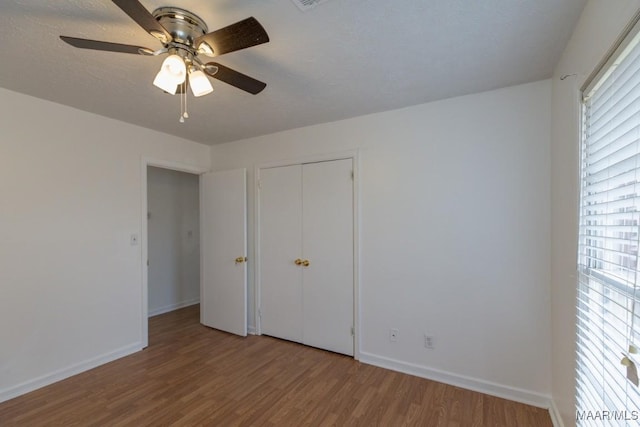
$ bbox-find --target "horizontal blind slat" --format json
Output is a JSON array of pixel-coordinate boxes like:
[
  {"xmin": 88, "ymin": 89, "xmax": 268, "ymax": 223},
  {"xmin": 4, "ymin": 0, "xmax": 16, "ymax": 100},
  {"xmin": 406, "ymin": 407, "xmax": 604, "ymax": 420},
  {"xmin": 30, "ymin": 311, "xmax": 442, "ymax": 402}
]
[{"xmin": 589, "ymin": 43, "xmax": 640, "ymax": 123}]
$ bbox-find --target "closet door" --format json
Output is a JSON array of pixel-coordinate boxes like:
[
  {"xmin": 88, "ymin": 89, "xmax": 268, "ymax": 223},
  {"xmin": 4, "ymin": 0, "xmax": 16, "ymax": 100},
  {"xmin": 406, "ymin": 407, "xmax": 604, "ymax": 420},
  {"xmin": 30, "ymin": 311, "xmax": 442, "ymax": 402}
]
[
  {"xmin": 259, "ymin": 165, "xmax": 303, "ymax": 342},
  {"xmin": 302, "ymin": 159, "xmax": 354, "ymax": 355}
]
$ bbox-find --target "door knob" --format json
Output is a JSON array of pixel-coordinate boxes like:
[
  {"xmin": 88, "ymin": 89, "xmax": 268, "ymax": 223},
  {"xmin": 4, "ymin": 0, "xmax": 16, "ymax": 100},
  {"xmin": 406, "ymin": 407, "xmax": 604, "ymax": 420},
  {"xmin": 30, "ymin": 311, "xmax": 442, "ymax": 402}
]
[
  {"xmin": 294, "ymin": 258, "xmax": 303, "ymax": 266},
  {"xmin": 235, "ymin": 256, "xmax": 247, "ymax": 263},
  {"xmin": 302, "ymin": 259, "xmax": 310, "ymax": 267}
]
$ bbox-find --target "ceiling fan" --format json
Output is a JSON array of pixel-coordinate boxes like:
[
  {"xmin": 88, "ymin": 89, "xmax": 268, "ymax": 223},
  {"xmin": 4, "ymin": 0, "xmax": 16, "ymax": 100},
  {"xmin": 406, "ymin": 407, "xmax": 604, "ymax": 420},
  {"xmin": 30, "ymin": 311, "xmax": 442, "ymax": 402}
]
[{"xmin": 60, "ymin": 0, "xmax": 269, "ymax": 117}]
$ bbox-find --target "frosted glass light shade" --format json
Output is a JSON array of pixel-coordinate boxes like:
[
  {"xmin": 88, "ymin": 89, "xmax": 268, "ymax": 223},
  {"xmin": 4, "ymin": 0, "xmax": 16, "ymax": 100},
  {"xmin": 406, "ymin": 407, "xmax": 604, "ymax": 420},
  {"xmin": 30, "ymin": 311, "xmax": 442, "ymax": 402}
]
[
  {"xmin": 189, "ymin": 70, "xmax": 214, "ymax": 97},
  {"xmin": 161, "ymin": 54, "xmax": 186, "ymax": 84},
  {"xmin": 153, "ymin": 70, "xmax": 179, "ymax": 94},
  {"xmin": 153, "ymin": 54, "xmax": 187, "ymax": 94}
]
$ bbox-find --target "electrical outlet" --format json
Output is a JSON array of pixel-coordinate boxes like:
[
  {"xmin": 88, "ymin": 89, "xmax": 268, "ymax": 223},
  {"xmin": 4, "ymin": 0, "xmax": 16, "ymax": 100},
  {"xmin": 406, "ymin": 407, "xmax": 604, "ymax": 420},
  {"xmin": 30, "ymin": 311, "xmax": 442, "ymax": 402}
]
[
  {"xmin": 424, "ymin": 334, "xmax": 435, "ymax": 350},
  {"xmin": 389, "ymin": 328, "xmax": 399, "ymax": 342}
]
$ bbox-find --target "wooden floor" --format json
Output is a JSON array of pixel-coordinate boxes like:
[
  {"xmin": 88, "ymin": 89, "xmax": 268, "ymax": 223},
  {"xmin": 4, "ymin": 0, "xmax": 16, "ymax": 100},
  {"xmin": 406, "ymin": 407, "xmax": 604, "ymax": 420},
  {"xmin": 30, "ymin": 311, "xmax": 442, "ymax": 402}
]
[{"xmin": 0, "ymin": 305, "xmax": 552, "ymax": 426}]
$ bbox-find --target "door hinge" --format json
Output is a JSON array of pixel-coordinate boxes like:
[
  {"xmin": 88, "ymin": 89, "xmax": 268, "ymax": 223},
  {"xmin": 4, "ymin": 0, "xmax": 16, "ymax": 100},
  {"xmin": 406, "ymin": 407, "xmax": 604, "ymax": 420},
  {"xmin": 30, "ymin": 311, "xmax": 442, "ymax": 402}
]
[
  {"xmin": 351, "ymin": 171, "xmax": 354, "ymax": 180},
  {"xmin": 351, "ymin": 326, "xmax": 355, "ymax": 336},
  {"xmin": 258, "ymin": 309, "xmax": 262, "ymax": 319},
  {"xmin": 258, "ymin": 179, "xmax": 262, "ymax": 189}
]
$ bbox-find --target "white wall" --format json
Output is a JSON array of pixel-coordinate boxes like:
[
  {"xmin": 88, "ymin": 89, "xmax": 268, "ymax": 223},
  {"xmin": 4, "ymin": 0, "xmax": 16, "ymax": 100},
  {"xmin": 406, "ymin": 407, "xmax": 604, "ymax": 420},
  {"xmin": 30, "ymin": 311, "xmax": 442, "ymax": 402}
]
[
  {"xmin": 147, "ymin": 167, "xmax": 200, "ymax": 316},
  {"xmin": 550, "ymin": 2, "xmax": 640, "ymax": 426},
  {"xmin": 211, "ymin": 80, "xmax": 552, "ymax": 405},
  {"xmin": 0, "ymin": 88, "xmax": 210, "ymax": 402}
]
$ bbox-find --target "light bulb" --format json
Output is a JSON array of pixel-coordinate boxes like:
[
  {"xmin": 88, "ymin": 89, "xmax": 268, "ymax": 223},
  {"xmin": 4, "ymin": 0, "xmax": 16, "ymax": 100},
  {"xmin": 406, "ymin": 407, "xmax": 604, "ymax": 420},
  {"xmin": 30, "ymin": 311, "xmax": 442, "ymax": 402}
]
[{"xmin": 188, "ymin": 69, "xmax": 214, "ymax": 97}]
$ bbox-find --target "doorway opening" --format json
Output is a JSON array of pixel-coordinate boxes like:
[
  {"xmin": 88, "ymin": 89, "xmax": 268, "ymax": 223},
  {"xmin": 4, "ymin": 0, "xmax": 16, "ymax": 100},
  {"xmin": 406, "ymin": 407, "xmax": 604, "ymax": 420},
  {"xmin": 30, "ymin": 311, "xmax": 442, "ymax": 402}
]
[
  {"xmin": 147, "ymin": 166, "xmax": 200, "ymax": 318},
  {"xmin": 141, "ymin": 159, "xmax": 208, "ymax": 348}
]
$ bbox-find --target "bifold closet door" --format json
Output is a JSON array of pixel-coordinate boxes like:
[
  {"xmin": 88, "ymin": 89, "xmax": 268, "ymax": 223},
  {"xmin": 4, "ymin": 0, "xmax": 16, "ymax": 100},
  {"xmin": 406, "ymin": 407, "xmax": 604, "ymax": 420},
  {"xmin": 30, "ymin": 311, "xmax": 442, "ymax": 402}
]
[
  {"xmin": 259, "ymin": 164, "xmax": 304, "ymax": 342},
  {"xmin": 259, "ymin": 159, "xmax": 354, "ymax": 356},
  {"xmin": 302, "ymin": 159, "xmax": 354, "ymax": 356}
]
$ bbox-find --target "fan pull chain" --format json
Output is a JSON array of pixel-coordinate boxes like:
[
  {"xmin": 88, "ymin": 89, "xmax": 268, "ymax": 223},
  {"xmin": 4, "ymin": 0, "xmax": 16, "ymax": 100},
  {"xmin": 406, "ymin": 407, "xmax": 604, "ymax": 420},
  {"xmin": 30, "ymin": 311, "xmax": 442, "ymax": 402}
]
[
  {"xmin": 178, "ymin": 82, "xmax": 189, "ymax": 123},
  {"xmin": 179, "ymin": 84, "xmax": 184, "ymax": 123},
  {"xmin": 184, "ymin": 87, "xmax": 189, "ymax": 120}
]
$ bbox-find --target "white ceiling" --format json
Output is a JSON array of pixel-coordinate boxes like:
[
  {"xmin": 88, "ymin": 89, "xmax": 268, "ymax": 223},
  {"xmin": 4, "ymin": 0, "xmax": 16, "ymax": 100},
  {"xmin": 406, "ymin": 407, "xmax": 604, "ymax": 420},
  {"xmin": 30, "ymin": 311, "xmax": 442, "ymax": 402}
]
[{"xmin": 0, "ymin": 0, "xmax": 586, "ymax": 145}]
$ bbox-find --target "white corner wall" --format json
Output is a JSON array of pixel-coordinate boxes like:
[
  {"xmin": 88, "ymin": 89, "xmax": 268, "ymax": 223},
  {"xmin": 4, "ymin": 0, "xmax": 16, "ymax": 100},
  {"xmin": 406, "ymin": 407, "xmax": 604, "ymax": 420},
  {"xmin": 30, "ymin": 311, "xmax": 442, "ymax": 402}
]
[
  {"xmin": 0, "ymin": 88, "xmax": 210, "ymax": 402},
  {"xmin": 550, "ymin": 2, "xmax": 640, "ymax": 426},
  {"xmin": 147, "ymin": 167, "xmax": 200, "ymax": 316},
  {"xmin": 211, "ymin": 80, "xmax": 552, "ymax": 406}
]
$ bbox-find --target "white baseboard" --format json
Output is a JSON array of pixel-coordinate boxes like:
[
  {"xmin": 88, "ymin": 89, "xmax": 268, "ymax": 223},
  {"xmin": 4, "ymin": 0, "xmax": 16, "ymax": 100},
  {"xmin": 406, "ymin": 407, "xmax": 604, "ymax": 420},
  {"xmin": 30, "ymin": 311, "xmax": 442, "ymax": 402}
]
[
  {"xmin": 358, "ymin": 351, "xmax": 552, "ymax": 409},
  {"xmin": 0, "ymin": 343, "xmax": 141, "ymax": 404},
  {"xmin": 148, "ymin": 299, "xmax": 200, "ymax": 317},
  {"xmin": 549, "ymin": 400, "xmax": 566, "ymax": 427}
]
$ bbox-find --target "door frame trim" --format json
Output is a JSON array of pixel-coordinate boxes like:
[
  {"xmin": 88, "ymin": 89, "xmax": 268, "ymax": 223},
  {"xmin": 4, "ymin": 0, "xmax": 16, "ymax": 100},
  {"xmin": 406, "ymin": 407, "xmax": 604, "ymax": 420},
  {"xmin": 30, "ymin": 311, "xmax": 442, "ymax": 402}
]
[
  {"xmin": 253, "ymin": 150, "xmax": 361, "ymax": 359},
  {"xmin": 140, "ymin": 157, "xmax": 208, "ymax": 348}
]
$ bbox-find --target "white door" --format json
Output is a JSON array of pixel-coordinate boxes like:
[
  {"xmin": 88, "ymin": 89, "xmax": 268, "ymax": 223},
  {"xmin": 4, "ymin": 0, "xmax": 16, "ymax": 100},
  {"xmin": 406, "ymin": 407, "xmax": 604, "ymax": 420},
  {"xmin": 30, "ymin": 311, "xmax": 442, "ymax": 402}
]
[
  {"xmin": 259, "ymin": 165, "xmax": 304, "ymax": 342},
  {"xmin": 259, "ymin": 159, "xmax": 354, "ymax": 355},
  {"xmin": 200, "ymin": 169, "xmax": 247, "ymax": 336},
  {"xmin": 302, "ymin": 159, "xmax": 354, "ymax": 355}
]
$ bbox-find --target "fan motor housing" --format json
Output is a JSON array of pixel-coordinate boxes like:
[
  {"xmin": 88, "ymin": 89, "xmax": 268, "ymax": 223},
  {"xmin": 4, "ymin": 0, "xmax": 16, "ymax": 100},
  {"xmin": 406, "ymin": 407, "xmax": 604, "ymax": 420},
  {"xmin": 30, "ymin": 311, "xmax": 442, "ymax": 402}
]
[{"xmin": 153, "ymin": 7, "xmax": 208, "ymax": 48}]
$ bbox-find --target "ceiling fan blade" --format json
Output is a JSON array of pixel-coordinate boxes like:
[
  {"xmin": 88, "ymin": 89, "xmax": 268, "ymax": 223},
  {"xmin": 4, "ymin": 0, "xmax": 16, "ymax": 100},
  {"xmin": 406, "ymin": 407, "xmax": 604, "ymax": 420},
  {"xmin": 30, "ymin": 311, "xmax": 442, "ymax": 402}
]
[
  {"xmin": 60, "ymin": 36, "xmax": 153, "ymax": 55},
  {"xmin": 111, "ymin": 0, "xmax": 172, "ymax": 43},
  {"xmin": 195, "ymin": 17, "xmax": 269, "ymax": 57},
  {"xmin": 204, "ymin": 62, "xmax": 266, "ymax": 94}
]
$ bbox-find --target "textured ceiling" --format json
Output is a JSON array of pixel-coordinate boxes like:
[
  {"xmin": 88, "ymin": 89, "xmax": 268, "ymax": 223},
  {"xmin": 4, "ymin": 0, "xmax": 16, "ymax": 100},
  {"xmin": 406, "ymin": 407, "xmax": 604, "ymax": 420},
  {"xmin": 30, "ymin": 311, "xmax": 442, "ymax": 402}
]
[{"xmin": 0, "ymin": 0, "xmax": 586, "ymax": 145}]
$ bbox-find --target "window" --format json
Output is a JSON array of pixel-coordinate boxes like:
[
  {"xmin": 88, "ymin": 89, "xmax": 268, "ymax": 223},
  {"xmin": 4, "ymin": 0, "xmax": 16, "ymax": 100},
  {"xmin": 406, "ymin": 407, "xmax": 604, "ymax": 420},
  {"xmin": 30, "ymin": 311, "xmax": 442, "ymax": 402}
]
[{"xmin": 577, "ymin": 17, "xmax": 640, "ymax": 425}]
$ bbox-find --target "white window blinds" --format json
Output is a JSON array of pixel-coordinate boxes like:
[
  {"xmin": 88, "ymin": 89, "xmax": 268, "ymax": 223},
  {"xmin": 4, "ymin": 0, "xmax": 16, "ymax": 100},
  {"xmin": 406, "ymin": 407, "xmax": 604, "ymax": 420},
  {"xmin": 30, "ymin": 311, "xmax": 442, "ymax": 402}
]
[{"xmin": 577, "ymin": 23, "xmax": 640, "ymax": 425}]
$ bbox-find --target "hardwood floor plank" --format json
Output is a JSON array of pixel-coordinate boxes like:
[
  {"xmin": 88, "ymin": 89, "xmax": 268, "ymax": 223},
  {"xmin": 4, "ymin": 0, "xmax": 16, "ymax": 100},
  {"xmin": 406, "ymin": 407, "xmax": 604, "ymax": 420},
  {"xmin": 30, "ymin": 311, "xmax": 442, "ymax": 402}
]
[{"xmin": 0, "ymin": 305, "xmax": 552, "ymax": 426}]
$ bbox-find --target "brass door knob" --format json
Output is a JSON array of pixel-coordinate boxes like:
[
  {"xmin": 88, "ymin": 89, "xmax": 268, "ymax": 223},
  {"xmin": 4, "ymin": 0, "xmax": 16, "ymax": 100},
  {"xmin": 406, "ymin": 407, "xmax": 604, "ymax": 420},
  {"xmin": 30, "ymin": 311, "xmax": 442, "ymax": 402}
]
[
  {"xmin": 294, "ymin": 258, "xmax": 303, "ymax": 266},
  {"xmin": 302, "ymin": 259, "xmax": 310, "ymax": 267},
  {"xmin": 235, "ymin": 256, "xmax": 247, "ymax": 263}
]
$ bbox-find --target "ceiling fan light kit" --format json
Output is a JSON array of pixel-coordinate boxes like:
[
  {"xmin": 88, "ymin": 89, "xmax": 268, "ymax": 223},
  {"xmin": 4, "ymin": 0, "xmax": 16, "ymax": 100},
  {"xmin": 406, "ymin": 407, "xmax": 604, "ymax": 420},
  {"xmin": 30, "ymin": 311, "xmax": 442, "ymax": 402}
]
[{"xmin": 60, "ymin": 1, "xmax": 269, "ymax": 122}]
